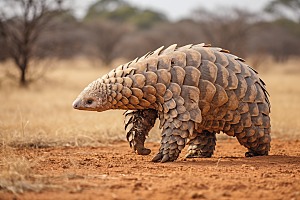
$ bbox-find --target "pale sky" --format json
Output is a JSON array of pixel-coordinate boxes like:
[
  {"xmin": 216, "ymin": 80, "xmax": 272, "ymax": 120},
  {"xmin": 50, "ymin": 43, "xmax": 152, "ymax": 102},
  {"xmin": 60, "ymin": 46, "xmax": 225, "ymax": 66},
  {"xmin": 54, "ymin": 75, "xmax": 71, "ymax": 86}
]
[{"xmin": 72, "ymin": 0, "xmax": 273, "ymax": 21}]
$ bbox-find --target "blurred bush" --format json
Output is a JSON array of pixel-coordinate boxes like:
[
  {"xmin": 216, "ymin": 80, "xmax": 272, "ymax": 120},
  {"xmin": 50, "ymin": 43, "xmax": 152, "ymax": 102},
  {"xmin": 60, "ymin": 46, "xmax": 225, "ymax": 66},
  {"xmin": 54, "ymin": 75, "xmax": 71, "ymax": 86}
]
[
  {"xmin": 84, "ymin": 0, "xmax": 167, "ymax": 29},
  {"xmin": 1, "ymin": 0, "xmax": 300, "ymax": 86}
]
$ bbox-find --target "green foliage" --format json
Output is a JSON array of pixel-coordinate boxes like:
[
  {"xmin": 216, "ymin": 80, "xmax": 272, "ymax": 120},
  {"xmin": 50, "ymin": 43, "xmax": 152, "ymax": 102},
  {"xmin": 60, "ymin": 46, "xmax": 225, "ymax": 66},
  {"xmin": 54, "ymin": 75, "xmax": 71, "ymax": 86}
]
[
  {"xmin": 265, "ymin": 0, "xmax": 300, "ymax": 38},
  {"xmin": 265, "ymin": 0, "xmax": 300, "ymax": 12},
  {"xmin": 84, "ymin": 0, "xmax": 168, "ymax": 29},
  {"xmin": 271, "ymin": 18, "xmax": 300, "ymax": 37},
  {"xmin": 265, "ymin": 0, "xmax": 300, "ymax": 22},
  {"xmin": 129, "ymin": 9, "xmax": 167, "ymax": 29}
]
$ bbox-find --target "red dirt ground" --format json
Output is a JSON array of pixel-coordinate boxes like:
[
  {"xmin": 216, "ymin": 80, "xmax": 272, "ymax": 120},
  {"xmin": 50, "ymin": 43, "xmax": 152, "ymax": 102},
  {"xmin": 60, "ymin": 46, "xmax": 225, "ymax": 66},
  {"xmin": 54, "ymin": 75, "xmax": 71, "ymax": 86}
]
[{"xmin": 1, "ymin": 138, "xmax": 300, "ymax": 200}]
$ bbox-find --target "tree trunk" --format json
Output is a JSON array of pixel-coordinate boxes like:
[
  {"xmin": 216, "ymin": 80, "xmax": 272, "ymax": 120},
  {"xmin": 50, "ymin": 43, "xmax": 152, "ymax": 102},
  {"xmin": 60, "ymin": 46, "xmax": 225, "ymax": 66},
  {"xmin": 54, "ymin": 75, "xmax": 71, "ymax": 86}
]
[
  {"xmin": 20, "ymin": 68, "xmax": 27, "ymax": 87},
  {"xmin": 19, "ymin": 58, "xmax": 28, "ymax": 87}
]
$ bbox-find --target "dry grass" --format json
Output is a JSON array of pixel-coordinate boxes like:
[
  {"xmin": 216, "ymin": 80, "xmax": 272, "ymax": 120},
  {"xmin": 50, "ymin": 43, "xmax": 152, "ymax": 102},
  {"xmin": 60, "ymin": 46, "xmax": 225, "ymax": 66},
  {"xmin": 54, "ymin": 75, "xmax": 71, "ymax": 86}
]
[
  {"xmin": 0, "ymin": 145, "xmax": 99, "ymax": 193},
  {"xmin": 0, "ymin": 146, "xmax": 45, "ymax": 193},
  {"xmin": 260, "ymin": 58, "xmax": 300, "ymax": 139}
]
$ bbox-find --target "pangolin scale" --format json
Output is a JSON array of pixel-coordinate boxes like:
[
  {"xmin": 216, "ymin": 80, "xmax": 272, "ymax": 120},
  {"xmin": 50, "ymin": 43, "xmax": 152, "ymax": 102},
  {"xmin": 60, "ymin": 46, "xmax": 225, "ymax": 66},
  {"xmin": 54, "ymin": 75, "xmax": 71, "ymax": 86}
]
[{"xmin": 73, "ymin": 43, "xmax": 271, "ymax": 163}]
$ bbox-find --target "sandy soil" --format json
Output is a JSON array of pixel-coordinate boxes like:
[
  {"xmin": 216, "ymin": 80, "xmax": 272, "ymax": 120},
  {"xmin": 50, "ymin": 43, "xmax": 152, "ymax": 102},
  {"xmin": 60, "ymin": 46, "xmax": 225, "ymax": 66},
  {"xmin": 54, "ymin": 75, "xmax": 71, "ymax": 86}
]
[{"xmin": 1, "ymin": 138, "xmax": 300, "ymax": 200}]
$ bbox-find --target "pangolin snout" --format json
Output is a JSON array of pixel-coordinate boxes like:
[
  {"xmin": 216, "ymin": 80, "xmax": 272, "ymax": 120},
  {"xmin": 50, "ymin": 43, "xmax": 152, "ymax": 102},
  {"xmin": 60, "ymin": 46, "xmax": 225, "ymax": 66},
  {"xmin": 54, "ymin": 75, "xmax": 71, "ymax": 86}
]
[{"xmin": 72, "ymin": 99, "xmax": 81, "ymax": 109}]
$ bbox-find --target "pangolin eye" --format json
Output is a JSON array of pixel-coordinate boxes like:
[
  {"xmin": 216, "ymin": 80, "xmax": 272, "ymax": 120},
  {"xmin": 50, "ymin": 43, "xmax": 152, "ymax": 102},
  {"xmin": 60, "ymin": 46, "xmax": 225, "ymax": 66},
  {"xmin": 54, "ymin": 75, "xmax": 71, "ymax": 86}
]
[{"xmin": 87, "ymin": 100, "xmax": 93, "ymax": 104}]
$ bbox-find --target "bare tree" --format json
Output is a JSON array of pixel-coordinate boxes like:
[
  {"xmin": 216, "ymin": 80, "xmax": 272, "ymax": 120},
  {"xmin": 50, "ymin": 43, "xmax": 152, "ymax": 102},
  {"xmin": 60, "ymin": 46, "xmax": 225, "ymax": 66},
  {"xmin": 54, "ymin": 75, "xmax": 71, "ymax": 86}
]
[
  {"xmin": 192, "ymin": 8, "xmax": 258, "ymax": 58},
  {"xmin": 115, "ymin": 20, "xmax": 205, "ymax": 60},
  {"xmin": 86, "ymin": 21, "xmax": 129, "ymax": 66},
  {"xmin": 0, "ymin": 0, "xmax": 65, "ymax": 87}
]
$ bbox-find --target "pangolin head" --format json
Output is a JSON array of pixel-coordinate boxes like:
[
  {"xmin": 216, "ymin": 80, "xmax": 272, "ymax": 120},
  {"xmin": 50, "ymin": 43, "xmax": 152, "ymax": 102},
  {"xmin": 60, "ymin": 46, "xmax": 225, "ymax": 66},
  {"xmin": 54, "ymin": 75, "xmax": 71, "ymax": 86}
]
[{"xmin": 72, "ymin": 79, "xmax": 110, "ymax": 112}]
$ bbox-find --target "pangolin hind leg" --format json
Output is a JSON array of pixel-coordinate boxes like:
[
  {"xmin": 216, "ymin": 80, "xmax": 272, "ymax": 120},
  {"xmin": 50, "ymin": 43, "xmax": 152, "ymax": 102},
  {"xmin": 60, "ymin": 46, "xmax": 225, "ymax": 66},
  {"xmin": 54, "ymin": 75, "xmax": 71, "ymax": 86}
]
[
  {"xmin": 185, "ymin": 130, "xmax": 217, "ymax": 158},
  {"xmin": 234, "ymin": 114, "xmax": 271, "ymax": 157},
  {"xmin": 237, "ymin": 126, "xmax": 271, "ymax": 157},
  {"xmin": 151, "ymin": 127, "xmax": 187, "ymax": 163},
  {"xmin": 124, "ymin": 109, "xmax": 157, "ymax": 155}
]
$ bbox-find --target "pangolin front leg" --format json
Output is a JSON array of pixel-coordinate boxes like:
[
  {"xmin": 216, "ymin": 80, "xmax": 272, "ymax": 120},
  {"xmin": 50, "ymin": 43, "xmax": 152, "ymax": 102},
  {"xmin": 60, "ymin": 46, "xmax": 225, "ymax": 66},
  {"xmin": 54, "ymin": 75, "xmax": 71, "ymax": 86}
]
[
  {"xmin": 124, "ymin": 109, "xmax": 157, "ymax": 155},
  {"xmin": 185, "ymin": 130, "xmax": 216, "ymax": 158}
]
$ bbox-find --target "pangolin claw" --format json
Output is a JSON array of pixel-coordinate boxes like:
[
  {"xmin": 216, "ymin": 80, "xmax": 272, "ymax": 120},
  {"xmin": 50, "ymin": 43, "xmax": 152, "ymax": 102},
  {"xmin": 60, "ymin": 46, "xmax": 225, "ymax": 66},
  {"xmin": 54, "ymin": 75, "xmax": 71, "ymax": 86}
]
[
  {"xmin": 161, "ymin": 154, "xmax": 170, "ymax": 163},
  {"xmin": 245, "ymin": 151, "xmax": 267, "ymax": 157},
  {"xmin": 151, "ymin": 153, "xmax": 163, "ymax": 162},
  {"xmin": 185, "ymin": 152, "xmax": 194, "ymax": 158},
  {"xmin": 245, "ymin": 152, "xmax": 255, "ymax": 157},
  {"xmin": 136, "ymin": 148, "xmax": 151, "ymax": 155}
]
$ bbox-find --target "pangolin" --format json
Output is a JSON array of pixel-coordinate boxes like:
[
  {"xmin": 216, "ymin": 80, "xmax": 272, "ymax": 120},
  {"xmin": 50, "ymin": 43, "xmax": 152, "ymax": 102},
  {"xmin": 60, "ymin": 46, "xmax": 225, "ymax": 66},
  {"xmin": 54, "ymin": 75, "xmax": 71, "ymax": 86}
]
[{"xmin": 73, "ymin": 43, "xmax": 271, "ymax": 163}]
